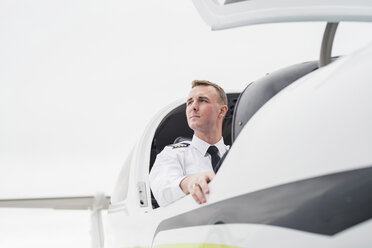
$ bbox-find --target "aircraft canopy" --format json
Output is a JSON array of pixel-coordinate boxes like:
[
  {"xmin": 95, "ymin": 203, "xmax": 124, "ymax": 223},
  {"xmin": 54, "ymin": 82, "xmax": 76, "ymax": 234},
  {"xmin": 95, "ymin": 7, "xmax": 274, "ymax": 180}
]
[{"xmin": 192, "ymin": 0, "xmax": 372, "ymax": 30}]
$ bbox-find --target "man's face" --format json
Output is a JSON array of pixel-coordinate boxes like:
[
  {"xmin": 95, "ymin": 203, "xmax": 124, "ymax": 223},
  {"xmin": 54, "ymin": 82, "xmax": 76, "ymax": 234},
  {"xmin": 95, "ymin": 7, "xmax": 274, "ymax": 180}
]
[{"xmin": 186, "ymin": 85, "xmax": 224, "ymax": 133}]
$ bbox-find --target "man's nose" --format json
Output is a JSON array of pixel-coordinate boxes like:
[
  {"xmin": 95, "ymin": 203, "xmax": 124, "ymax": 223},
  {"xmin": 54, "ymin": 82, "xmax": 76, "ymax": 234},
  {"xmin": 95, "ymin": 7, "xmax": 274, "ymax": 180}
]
[{"xmin": 191, "ymin": 101, "xmax": 199, "ymax": 111}]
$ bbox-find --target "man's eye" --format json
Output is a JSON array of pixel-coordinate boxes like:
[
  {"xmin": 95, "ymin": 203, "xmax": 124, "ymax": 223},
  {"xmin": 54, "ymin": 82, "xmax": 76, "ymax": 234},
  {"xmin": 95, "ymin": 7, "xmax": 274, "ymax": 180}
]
[{"xmin": 187, "ymin": 101, "xmax": 192, "ymax": 105}]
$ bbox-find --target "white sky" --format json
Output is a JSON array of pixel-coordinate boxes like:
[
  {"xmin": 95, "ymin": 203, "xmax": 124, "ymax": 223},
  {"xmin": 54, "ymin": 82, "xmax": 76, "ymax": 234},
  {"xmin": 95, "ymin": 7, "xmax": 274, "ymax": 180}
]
[{"xmin": 1, "ymin": 0, "xmax": 372, "ymax": 247}]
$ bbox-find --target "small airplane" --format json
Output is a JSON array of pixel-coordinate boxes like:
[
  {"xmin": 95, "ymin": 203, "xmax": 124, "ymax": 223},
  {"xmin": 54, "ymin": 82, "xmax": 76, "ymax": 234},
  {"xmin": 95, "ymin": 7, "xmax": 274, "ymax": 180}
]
[{"xmin": 1, "ymin": 0, "xmax": 372, "ymax": 247}]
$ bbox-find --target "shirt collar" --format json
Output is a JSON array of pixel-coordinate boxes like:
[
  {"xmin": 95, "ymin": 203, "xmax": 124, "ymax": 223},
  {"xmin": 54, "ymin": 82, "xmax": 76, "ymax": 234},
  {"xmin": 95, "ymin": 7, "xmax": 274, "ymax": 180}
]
[{"xmin": 191, "ymin": 135, "xmax": 225, "ymax": 157}]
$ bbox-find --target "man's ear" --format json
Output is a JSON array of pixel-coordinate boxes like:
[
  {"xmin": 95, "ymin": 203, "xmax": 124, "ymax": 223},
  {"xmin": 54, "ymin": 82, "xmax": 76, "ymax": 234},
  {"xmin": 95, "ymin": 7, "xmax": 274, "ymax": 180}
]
[{"xmin": 219, "ymin": 105, "xmax": 228, "ymax": 118}]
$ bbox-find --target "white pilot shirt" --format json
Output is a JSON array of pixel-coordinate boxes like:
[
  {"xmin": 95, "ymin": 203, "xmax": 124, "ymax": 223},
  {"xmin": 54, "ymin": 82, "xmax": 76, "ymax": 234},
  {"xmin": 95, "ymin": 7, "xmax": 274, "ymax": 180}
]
[{"xmin": 149, "ymin": 135, "xmax": 229, "ymax": 207}]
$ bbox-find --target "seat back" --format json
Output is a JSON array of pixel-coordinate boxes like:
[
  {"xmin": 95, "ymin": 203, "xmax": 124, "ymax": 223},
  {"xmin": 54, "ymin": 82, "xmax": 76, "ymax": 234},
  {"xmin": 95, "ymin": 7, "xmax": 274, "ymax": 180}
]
[{"xmin": 232, "ymin": 61, "xmax": 319, "ymax": 142}]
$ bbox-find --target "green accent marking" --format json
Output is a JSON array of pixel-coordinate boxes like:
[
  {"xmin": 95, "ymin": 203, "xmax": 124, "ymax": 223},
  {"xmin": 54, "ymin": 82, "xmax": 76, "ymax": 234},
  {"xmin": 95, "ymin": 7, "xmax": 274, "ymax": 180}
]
[
  {"xmin": 124, "ymin": 243, "xmax": 242, "ymax": 248},
  {"xmin": 155, "ymin": 243, "xmax": 241, "ymax": 248}
]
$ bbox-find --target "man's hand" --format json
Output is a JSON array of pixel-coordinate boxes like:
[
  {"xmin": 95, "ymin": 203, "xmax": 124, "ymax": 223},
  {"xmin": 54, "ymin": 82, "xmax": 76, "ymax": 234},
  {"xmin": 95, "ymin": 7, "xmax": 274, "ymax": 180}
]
[{"xmin": 180, "ymin": 171, "xmax": 215, "ymax": 204}]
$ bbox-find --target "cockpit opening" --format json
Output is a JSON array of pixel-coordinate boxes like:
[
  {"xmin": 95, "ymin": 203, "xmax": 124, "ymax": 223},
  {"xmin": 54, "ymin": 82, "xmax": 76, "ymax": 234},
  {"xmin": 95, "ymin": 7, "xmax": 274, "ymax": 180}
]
[{"xmin": 149, "ymin": 92, "xmax": 240, "ymax": 174}]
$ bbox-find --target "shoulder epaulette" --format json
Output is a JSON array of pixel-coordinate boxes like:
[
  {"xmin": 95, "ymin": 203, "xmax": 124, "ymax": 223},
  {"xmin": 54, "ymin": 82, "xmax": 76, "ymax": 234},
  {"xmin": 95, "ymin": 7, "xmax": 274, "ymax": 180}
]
[{"xmin": 168, "ymin": 142, "xmax": 190, "ymax": 149}]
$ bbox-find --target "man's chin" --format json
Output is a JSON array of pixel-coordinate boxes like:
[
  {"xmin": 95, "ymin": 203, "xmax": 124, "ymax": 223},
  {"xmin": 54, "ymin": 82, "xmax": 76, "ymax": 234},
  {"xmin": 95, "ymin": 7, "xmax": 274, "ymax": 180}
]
[{"xmin": 188, "ymin": 122, "xmax": 199, "ymax": 131}]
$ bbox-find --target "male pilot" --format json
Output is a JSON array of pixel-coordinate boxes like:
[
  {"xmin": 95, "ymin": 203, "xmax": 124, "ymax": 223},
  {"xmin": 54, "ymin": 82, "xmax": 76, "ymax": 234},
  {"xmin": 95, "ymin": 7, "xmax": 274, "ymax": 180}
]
[{"xmin": 149, "ymin": 80, "xmax": 229, "ymax": 207}]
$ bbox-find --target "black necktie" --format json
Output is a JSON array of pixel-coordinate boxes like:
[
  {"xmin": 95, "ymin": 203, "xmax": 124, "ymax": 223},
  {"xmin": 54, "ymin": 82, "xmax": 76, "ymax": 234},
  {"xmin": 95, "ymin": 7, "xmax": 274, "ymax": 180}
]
[{"xmin": 207, "ymin": 146, "xmax": 220, "ymax": 172}]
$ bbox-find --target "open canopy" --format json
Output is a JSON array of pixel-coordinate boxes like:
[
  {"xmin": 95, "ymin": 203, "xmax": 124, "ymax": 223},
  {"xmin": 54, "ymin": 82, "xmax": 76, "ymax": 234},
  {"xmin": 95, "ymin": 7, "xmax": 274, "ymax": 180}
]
[{"xmin": 192, "ymin": 0, "xmax": 372, "ymax": 30}]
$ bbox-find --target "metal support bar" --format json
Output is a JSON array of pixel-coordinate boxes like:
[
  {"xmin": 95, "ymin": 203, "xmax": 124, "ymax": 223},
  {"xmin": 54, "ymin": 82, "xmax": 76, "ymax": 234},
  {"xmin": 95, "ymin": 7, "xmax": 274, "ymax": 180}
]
[
  {"xmin": 319, "ymin": 22, "xmax": 339, "ymax": 67},
  {"xmin": 90, "ymin": 193, "xmax": 107, "ymax": 248}
]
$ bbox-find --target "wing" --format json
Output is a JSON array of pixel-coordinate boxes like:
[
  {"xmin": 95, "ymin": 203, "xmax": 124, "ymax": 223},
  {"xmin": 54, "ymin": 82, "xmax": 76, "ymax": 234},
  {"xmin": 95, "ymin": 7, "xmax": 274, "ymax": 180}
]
[
  {"xmin": 0, "ymin": 193, "xmax": 110, "ymax": 248},
  {"xmin": 0, "ymin": 194, "xmax": 110, "ymax": 210}
]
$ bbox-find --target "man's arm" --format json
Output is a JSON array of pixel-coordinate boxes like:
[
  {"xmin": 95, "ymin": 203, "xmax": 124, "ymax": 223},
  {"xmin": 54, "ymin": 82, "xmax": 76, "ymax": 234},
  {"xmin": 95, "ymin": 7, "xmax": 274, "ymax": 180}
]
[
  {"xmin": 180, "ymin": 171, "xmax": 215, "ymax": 204},
  {"xmin": 149, "ymin": 148, "xmax": 186, "ymax": 207},
  {"xmin": 150, "ymin": 146, "xmax": 216, "ymax": 206}
]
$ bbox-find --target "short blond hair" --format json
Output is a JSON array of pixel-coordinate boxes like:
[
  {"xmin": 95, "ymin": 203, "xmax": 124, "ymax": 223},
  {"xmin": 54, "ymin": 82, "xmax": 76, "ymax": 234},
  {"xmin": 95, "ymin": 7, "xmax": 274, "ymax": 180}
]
[{"xmin": 192, "ymin": 80, "xmax": 228, "ymax": 105}]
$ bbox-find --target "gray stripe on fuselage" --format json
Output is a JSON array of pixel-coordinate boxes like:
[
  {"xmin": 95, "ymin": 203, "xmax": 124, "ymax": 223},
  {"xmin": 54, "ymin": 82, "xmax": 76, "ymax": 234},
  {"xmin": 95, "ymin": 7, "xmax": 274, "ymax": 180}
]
[{"xmin": 154, "ymin": 166, "xmax": 372, "ymax": 237}]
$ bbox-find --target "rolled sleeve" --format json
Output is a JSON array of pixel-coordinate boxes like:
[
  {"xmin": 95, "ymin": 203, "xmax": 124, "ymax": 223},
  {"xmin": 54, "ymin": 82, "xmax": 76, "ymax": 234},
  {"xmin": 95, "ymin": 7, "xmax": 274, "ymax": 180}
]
[{"xmin": 149, "ymin": 147, "xmax": 186, "ymax": 207}]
